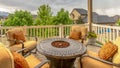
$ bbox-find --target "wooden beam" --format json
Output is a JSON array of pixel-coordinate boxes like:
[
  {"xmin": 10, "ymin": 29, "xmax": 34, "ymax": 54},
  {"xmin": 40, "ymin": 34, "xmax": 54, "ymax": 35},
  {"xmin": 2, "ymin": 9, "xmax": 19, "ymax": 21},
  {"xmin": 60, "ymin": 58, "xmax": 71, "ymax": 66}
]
[{"xmin": 88, "ymin": 0, "xmax": 93, "ymax": 32}]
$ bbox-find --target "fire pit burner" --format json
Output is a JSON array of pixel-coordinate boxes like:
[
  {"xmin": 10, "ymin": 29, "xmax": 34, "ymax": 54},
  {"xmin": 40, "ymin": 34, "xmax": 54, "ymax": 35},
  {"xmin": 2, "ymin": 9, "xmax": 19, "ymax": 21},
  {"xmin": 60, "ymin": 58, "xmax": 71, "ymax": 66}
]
[{"xmin": 51, "ymin": 40, "xmax": 70, "ymax": 48}]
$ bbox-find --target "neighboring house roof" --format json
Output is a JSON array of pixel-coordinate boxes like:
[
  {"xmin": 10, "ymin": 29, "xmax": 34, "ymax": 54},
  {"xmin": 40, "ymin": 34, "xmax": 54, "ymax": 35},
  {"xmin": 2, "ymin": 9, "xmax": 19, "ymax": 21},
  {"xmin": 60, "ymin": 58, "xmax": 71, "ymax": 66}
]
[
  {"xmin": 83, "ymin": 13, "xmax": 115, "ymax": 23},
  {"xmin": 73, "ymin": 8, "xmax": 87, "ymax": 15},
  {"xmin": 97, "ymin": 15, "xmax": 115, "ymax": 23},
  {"xmin": 71, "ymin": 8, "xmax": 116, "ymax": 24}
]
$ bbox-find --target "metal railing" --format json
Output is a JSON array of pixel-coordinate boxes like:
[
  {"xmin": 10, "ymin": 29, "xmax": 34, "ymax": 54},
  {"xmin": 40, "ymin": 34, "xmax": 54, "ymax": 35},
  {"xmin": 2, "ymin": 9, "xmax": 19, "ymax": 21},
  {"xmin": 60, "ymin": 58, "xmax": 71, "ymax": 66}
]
[
  {"xmin": 92, "ymin": 24, "xmax": 120, "ymax": 43},
  {"xmin": 1, "ymin": 24, "xmax": 120, "ymax": 45},
  {"xmin": 0, "ymin": 24, "xmax": 83, "ymax": 45}
]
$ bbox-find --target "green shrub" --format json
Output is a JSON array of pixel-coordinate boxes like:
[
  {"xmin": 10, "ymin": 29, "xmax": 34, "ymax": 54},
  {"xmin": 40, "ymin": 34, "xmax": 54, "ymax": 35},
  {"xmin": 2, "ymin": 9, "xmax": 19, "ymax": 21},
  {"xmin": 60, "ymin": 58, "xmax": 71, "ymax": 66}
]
[{"xmin": 87, "ymin": 31, "xmax": 97, "ymax": 38}]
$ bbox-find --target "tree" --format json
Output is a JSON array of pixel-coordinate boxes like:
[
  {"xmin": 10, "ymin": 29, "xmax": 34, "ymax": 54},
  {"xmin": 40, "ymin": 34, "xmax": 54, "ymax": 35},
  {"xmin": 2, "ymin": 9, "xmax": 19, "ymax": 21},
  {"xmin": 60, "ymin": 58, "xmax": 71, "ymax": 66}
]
[
  {"xmin": 35, "ymin": 5, "xmax": 72, "ymax": 25},
  {"xmin": 3, "ymin": 10, "xmax": 33, "ymax": 26},
  {"xmin": 0, "ymin": 20, "xmax": 2, "ymax": 25},
  {"xmin": 35, "ymin": 4, "xmax": 53, "ymax": 25},
  {"xmin": 53, "ymin": 8, "xmax": 72, "ymax": 25},
  {"xmin": 117, "ymin": 18, "xmax": 120, "ymax": 26}
]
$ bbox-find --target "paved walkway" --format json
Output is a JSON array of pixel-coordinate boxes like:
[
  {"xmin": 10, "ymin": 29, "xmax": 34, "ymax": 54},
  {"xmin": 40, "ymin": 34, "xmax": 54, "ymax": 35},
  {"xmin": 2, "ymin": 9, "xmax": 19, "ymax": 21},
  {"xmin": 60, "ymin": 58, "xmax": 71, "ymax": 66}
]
[{"xmin": 87, "ymin": 45, "xmax": 101, "ymax": 53}]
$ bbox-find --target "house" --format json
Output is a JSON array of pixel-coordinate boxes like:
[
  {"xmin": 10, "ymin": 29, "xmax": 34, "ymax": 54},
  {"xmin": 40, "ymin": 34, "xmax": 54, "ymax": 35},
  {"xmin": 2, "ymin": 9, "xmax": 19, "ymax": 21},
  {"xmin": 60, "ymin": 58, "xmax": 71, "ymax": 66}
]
[
  {"xmin": 70, "ymin": 8, "xmax": 116, "ymax": 25},
  {"xmin": 70, "ymin": 8, "xmax": 87, "ymax": 24}
]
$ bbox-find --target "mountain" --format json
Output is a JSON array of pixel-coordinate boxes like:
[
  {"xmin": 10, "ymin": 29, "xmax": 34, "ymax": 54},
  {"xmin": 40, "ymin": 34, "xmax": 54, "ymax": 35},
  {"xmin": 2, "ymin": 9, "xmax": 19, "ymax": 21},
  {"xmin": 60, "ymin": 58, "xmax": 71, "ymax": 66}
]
[{"xmin": 0, "ymin": 11, "xmax": 9, "ymax": 17}]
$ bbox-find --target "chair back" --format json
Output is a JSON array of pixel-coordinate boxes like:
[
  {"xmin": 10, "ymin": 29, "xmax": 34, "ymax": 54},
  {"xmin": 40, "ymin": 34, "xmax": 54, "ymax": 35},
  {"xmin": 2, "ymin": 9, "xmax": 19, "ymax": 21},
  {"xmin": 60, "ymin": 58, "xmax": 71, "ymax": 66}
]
[
  {"xmin": 0, "ymin": 43, "xmax": 14, "ymax": 68},
  {"xmin": 69, "ymin": 25, "xmax": 88, "ymax": 40},
  {"xmin": 6, "ymin": 28, "xmax": 26, "ymax": 46}
]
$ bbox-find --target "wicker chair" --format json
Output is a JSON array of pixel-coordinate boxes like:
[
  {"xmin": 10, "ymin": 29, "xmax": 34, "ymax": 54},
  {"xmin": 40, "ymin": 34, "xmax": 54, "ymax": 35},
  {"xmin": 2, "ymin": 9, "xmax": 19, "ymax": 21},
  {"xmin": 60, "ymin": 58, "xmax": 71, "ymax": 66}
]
[
  {"xmin": 68, "ymin": 25, "xmax": 88, "ymax": 44},
  {"xmin": 0, "ymin": 42, "xmax": 49, "ymax": 68},
  {"xmin": 6, "ymin": 28, "xmax": 37, "ymax": 56},
  {"xmin": 79, "ymin": 37, "xmax": 120, "ymax": 68}
]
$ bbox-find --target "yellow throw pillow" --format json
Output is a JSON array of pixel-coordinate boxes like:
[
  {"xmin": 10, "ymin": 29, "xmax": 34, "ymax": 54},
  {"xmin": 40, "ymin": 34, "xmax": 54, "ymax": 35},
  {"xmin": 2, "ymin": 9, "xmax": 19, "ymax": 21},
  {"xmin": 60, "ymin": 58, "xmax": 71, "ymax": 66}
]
[
  {"xmin": 113, "ymin": 37, "xmax": 120, "ymax": 68},
  {"xmin": 113, "ymin": 37, "xmax": 120, "ymax": 53},
  {"xmin": 98, "ymin": 41, "xmax": 118, "ymax": 60}
]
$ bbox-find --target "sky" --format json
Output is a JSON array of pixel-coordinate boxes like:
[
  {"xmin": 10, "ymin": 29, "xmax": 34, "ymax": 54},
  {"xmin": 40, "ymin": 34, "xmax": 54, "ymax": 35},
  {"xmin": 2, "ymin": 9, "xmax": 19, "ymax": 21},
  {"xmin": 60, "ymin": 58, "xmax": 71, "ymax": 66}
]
[{"xmin": 0, "ymin": 0, "xmax": 120, "ymax": 16}]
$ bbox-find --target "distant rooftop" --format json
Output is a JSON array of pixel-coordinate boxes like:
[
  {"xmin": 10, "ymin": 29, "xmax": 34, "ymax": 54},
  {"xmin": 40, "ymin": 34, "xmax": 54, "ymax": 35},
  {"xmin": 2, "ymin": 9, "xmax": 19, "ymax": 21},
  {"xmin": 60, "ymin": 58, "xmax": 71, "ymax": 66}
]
[{"xmin": 73, "ymin": 8, "xmax": 87, "ymax": 15}]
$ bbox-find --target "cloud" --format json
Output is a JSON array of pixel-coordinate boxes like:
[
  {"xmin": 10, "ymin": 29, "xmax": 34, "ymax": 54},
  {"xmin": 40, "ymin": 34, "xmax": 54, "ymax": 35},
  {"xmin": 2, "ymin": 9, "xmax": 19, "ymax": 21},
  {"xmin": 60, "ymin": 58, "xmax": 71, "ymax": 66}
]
[
  {"xmin": 0, "ymin": 0, "xmax": 120, "ymax": 16},
  {"xmin": 95, "ymin": 8, "xmax": 120, "ymax": 16},
  {"xmin": 0, "ymin": 0, "xmax": 87, "ymax": 14},
  {"xmin": 92, "ymin": 0, "xmax": 120, "ymax": 16}
]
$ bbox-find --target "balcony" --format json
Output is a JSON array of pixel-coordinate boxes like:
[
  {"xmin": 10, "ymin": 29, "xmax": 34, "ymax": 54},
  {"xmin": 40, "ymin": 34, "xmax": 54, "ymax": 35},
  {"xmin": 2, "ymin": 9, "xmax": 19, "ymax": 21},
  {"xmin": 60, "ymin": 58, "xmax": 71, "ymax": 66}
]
[
  {"xmin": 0, "ymin": 24, "xmax": 120, "ymax": 68},
  {"xmin": 0, "ymin": 24, "xmax": 119, "ymax": 45}
]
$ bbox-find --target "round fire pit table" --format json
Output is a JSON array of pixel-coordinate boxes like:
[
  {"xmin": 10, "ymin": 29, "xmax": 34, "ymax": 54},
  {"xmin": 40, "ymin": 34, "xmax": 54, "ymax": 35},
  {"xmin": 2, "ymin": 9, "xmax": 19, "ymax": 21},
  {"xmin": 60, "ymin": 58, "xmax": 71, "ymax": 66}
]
[{"xmin": 37, "ymin": 38, "xmax": 86, "ymax": 68}]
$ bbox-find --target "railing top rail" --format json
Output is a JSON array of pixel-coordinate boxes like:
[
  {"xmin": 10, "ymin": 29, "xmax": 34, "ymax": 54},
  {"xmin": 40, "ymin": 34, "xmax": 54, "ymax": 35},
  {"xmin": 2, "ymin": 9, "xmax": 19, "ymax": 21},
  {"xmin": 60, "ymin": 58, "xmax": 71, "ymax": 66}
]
[
  {"xmin": 0, "ymin": 24, "xmax": 86, "ymax": 29},
  {"xmin": 92, "ymin": 24, "xmax": 120, "ymax": 30}
]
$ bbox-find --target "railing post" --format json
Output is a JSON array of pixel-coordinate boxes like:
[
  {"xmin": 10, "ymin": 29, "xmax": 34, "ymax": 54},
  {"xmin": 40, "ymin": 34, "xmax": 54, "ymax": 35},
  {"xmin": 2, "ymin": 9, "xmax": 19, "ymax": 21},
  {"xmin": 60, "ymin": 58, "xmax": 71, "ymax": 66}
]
[{"xmin": 59, "ymin": 24, "xmax": 64, "ymax": 38}]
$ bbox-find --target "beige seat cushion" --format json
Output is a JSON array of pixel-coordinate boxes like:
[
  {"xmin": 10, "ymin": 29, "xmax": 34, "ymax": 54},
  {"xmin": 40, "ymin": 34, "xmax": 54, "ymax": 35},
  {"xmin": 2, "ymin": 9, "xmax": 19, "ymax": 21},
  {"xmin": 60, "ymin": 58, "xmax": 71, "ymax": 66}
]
[
  {"xmin": 81, "ymin": 50, "xmax": 112, "ymax": 68},
  {"xmin": 0, "ymin": 43, "xmax": 14, "ymax": 68},
  {"xmin": 9, "ymin": 41, "xmax": 37, "ymax": 52},
  {"xmin": 25, "ymin": 54, "xmax": 49, "ymax": 68},
  {"xmin": 113, "ymin": 37, "xmax": 120, "ymax": 68},
  {"xmin": 0, "ymin": 42, "xmax": 5, "ymax": 46}
]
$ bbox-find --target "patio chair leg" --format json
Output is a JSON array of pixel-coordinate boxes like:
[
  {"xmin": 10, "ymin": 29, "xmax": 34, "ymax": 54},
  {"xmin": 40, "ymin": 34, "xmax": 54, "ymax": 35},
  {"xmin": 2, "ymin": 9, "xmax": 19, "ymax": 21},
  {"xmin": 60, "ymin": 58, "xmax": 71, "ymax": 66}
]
[
  {"xmin": 33, "ymin": 48, "xmax": 37, "ymax": 54},
  {"xmin": 30, "ymin": 47, "xmax": 37, "ymax": 54},
  {"xmin": 80, "ymin": 57, "xmax": 83, "ymax": 68},
  {"xmin": 33, "ymin": 47, "xmax": 37, "ymax": 54},
  {"xmin": 34, "ymin": 48, "xmax": 37, "ymax": 54}
]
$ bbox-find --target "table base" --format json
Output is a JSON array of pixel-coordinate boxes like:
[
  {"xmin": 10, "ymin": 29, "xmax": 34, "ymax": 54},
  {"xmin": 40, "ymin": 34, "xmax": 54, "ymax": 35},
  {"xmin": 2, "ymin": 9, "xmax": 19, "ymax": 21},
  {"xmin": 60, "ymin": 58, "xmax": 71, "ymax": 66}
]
[{"xmin": 47, "ymin": 57, "xmax": 75, "ymax": 68}]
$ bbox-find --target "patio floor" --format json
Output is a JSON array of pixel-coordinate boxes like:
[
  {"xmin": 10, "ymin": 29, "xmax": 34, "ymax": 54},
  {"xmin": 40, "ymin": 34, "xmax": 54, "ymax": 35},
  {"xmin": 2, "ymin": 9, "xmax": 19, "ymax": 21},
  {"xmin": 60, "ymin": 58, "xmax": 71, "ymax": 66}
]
[{"xmin": 87, "ymin": 45, "xmax": 100, "ymax": 53}]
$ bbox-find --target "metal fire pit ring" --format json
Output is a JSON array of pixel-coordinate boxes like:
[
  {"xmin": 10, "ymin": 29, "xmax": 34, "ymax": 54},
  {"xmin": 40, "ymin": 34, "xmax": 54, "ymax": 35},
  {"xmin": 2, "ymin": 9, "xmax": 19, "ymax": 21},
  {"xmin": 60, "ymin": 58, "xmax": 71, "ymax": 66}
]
[{"xmin": 37, "ymin": 38, "xmax": 86, "ymax": 59}]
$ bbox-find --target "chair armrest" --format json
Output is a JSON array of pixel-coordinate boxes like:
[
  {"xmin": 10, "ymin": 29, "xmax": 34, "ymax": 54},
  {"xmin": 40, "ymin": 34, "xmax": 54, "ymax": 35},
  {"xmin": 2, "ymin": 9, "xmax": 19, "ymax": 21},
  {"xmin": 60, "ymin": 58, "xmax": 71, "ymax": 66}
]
[
  {"xmin": 25, "ymin": 34, "xmax": 38, "ymax": 41},
  {"xmin": 16, "ymin": 48, "xmax": 27, "ymax": 53},
  {"xmin": 35, "ymin": 60, "xmax": 50, "ymax": 68},
  {"xmin": 35, "ymin": 36, "xmax": 38, "ymax": 41},
  {"xmin": 7, "ymin": 39, "xmax": 24, "ymax": 48},
  {"xmin": 81, "ymin": 34, "xmax": 87, "ymax": 43},
  {"xmin": 82, "ymin": 54, "xmax": 120, "ymax": 67},
  {"xmin": 15, "ymin": 48, "xmax": 31, "ymax": 57},
  {"xmin": 7, "ymin": 39, "xmax": 25, "ymax": 55}
]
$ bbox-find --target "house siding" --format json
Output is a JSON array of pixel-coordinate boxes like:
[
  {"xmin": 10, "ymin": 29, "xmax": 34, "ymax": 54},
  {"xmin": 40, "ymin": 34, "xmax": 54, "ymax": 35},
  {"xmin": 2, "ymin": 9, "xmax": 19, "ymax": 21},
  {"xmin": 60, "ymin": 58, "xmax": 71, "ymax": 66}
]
[{"xmin": 70, "ymin": 10, "xmax": 81, "ymax": 20}]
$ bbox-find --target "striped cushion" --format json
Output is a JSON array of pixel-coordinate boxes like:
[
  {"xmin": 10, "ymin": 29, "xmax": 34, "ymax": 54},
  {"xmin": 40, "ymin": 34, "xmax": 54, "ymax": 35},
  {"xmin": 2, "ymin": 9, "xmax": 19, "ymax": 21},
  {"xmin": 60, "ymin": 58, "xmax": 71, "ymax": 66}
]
[{"xmin": 98, "ymin": 41, "xmax": 118, "ymax": 60}]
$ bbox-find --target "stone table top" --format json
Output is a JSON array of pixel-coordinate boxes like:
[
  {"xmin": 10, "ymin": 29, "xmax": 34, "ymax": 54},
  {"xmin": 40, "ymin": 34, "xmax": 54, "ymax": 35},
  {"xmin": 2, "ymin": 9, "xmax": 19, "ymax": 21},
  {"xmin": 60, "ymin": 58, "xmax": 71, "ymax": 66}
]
[{"xmin": 37, "ymin": 38, "xmax": 86, "ymax": 59}]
